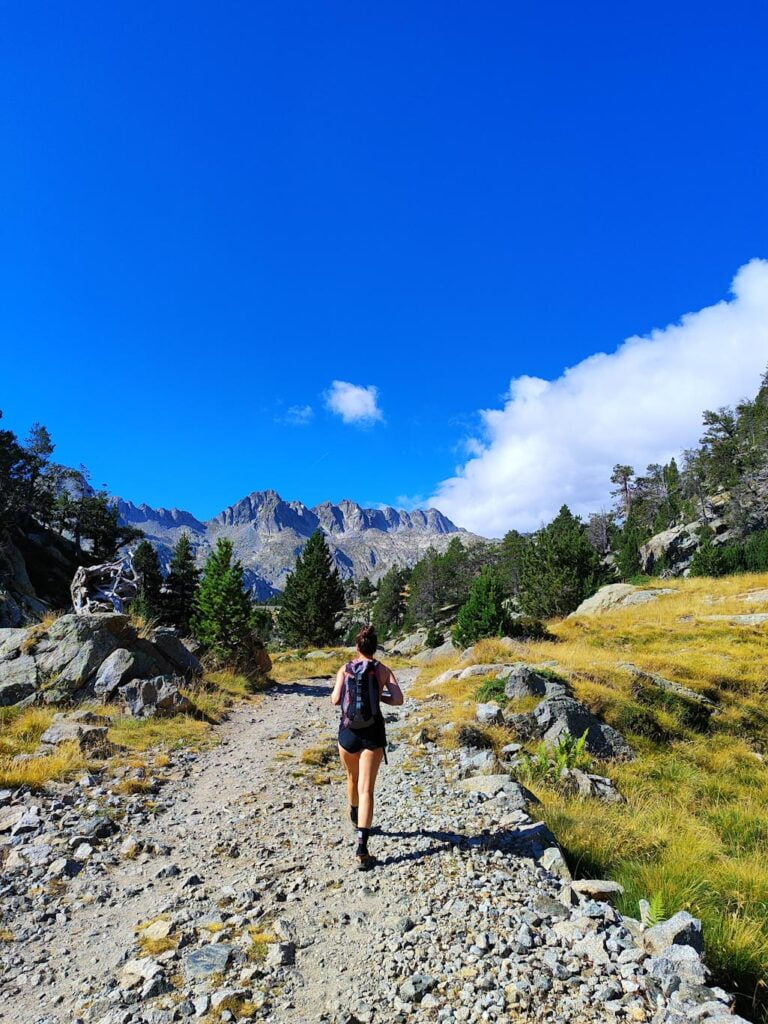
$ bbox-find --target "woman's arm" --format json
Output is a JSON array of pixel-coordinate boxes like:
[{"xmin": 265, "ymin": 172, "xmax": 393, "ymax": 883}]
[
  {"xmin": 379, "ymin": 665, "xmax": 404, "ymax": 706},
  {"xmin": 330, "ymin": 667, "xmax": 345, "ymax": 706}
]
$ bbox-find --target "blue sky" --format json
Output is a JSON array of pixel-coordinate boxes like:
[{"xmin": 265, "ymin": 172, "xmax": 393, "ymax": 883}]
[{"xmin": 3, "ymin": 2, "xmax": 768, "ymax": 534}]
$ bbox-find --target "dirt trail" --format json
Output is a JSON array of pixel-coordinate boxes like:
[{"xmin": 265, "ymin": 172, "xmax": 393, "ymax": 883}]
[{"xmin": 10, "ymin": 670, "xmax": 421, "ymax": 1023}]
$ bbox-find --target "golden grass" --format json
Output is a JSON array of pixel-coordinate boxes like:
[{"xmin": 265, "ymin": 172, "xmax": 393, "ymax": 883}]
[
  {"xmin": 300, "ymin": 739, "xmax": 337, "ymax": 767},
  {"xmin": 247, "ymin": 927, "xmax": 276, "ymax": 962},
  {"xmin": 0, "ymin": 664, "xmax": 252, "ymax": 789},
  {"xmin": 112, "ymin": 777, "xmax": 154, "ymax": 795},
  {"xmin": 270, "ymin": 648, "xmax": 414, "ymax": 684},
  {"xmin": 0, "ymin": 929, "xmax": 15, "ymax": 942},
  {"xmin": 411, "ymin": 573, "xmax": 768, "ymax": 1015}
]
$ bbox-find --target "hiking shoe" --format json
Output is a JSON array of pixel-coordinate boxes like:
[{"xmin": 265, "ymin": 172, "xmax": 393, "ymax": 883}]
[{"xmin": 356, "ymin": 852, "xmax": 377, "ymax": 872}]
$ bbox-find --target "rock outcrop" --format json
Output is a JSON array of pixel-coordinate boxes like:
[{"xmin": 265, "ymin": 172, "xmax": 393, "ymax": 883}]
[
  {"xmin": 497, "ymin": 663, "xmax": 636, "ymax": 760},
  {"xmin": 570, "ymin": 583, "xmax": 676, "ymax": 617},
  {"xmin": 0, "ymin": 613, "xmax": 202, "ymax": 712}
]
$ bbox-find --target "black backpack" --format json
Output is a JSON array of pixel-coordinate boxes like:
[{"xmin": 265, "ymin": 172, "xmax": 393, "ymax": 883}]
[{"xmin": 341, "ymin": 659, "xmax": 380, "ymax": 729}]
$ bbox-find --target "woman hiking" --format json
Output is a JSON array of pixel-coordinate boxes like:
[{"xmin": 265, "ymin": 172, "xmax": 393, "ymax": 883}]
[{"xmin": 331, "ymin": 624, "xmax": 404, "ymax": 870}]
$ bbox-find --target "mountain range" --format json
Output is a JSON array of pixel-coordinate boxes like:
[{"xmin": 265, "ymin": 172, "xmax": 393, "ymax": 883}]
[{"xmin": 117, "ymin": 490, "xmax": 486, "ymax": 599}]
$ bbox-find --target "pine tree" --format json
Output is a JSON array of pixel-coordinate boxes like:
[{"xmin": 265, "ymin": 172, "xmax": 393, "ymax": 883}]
[
  {"xmin": 163, "ymin": 532, "xmax": 200, "ymax": 633},
  {"xmin": 615, "ymin": 511, "xmax": 645, "ymax": 580},
  {"xmin": 278, "ymin": 531, "xmax": 346, "ymax": 647},
  {"xmin": 371, "ymin": 566, "xmax": 409, "ymax": 638},
  {"xmin": 453, "ymin": 566, "xmax": 509, "ymax": 647},
  {"xmin": 519, "ymin": 505, "xmax": 605, "ymax": 618},
  {"xmin": 132, "ymin": 540, "xmax": 163, "ymax": 619},
  {"xmin": 191, "ymin": 538, "xmax": 255, "ymax": 664}
]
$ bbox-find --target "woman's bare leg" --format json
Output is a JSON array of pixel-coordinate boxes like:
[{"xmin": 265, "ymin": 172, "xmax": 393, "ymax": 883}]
[
  {"xmin": 357, "ymin": 748, "xmax": 384, "ymax": 830},
  {"xmin": 339, "ymin": 746, "xmax": 359, "ymax": 813}
]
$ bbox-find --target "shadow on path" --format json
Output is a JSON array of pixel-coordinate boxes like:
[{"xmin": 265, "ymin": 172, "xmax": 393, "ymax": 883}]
[
  {"xmin": 374, "ymin": 825, "xmax": 545, "ymax": 867},
  {"xmin": 271, "ymin": 679, "xmax": 333, "ymax": 698}
]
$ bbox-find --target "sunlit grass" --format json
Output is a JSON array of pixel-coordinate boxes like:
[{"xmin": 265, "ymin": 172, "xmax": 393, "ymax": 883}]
[{"xmin": 411, "ymin": 572, "xmax": 768, "ymax": 1016}]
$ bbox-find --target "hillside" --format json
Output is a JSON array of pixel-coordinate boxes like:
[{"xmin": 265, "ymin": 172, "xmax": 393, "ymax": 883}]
[
  {"xmin": 117, "ymin": 490, "xmax": 485, "ymax": 598},
  {"xmin": 410, "ymin": 574, "xmax": 768, "ymax": 1019}
]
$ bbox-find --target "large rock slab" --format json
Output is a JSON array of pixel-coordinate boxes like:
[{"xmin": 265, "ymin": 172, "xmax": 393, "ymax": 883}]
[
  {"xmin": 639, "ymin": 521, "xmax": 701, "ymax": 575},
  {"xmin": 570, "ymin": 584, "xmax": 675, "ymax": 617},
  {"xmin": 534, "ymin": 696, "xmax": 635, "ymax": 760}
]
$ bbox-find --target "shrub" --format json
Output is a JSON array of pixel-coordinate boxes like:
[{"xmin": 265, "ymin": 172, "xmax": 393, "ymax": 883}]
[{"xmin": 425, "ymin": 627, "xmax": 444, "ymax": 648}]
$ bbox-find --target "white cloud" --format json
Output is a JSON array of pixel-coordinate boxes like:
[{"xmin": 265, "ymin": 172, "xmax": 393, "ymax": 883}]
[
  {"xmin": 283, "ymin": 404, "xmax": 314, "ymax": 426},
  {"xmin": 325, "ymin": 380, "xmax": 383, "ymax": 425},
  {"xmin": 430, "ymin": 259, "xmax": 768, "ymax": 537}
]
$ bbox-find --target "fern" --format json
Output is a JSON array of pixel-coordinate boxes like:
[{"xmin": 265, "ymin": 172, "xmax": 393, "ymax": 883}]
[{"xmin": 647, "ymin": 892, "xmax": 666, "ymax": 926}]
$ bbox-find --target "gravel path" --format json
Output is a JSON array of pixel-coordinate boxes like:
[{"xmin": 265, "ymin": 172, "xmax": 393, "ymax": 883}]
[{"xmin": 1, "ymin": 671, "xmax": 747, "ymax": 1024}]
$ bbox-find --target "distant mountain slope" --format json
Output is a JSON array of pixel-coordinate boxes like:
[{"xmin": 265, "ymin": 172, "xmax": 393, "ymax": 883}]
[{"xmin": 116, "ymin": 490, "xmax": 486, "ymax": 599}]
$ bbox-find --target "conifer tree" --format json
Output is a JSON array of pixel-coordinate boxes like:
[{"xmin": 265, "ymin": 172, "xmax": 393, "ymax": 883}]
[
  {"xmin": 191, "ymin": 538, "xmax": 255, "ymax": 664},
  {"xmin": 132, "ymin": 540, "xmax": 163, "ymax": 619},
  {"xmin": 163, "ymin": 532, "xmax": 200, "ymax": 633},
  {"xmin": 371, "ymin": 566, "xmax": 409, "ymax": 638},
  {"xmin": 519, "ymin": 505, "xmax": 605, "ymax": 618},
  {"xmin": 615, "ymin": 511, "xmax": 645, "ymax": 580},
  {"xmin": 453, "ymin": 566, "xmax": 509, "ymax": 647},
  {"xmin": 278, "ymin": 530, "xmax": 346, "ymax": 647}
]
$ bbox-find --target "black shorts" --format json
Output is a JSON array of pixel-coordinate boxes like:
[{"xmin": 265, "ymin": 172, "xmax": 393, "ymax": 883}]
[{"xmin": 338, "ymin": 717, "xmax": 386, "ymax": 754}]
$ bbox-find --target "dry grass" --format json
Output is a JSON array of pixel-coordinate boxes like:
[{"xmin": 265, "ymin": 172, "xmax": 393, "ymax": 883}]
[
  {"xmin": 270, "ymin": 648, "xmax": 413, "ymax": 684},
  {"xmin": 412, "ymin": 573, "xmax": 768, "ymax": 1016},
  {"xmin": 0, "ymin": 929, "xmax": 15, "ymax": 942},
  {"xmin": 300, "ymin": 739, "xmax": 337, "ymax": 767},
  {"xmin": 247, "ymin": 927, "xmax": 276, "ymax": 961}
]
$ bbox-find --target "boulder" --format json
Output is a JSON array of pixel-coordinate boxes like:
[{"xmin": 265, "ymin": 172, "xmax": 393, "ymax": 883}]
[
  {"xmin": 570, "ymin": 879, "xmax": 624, "ymax": 904},
  {"xmin": 505, "ymin": 710, "xmax": 539, "ymax": 741},
  {"xmin": 647, "ymin": 944, "xmax": 708, "ymax": 988},
  {"xmin": 389, "ymin": 631, "xmax": 427, "ymax": 656},
  {"xmin": 560, "ymin": 768, "xmax": 624, "ymax": 803},
  {"xmin": 539, "ymin": 846, "xmax": 572, "ymax": 881},
  {"xmin": 458, "ymin": 663, "xmax": 510, "ymax": 680},
  {"xmin": 534, "ymin": 696, "xmax": 635, "ymax": 760},
  {"xmin": 457, "ymin": 748, "xmax": 500, "ymax": 778},
  {"xmin": 475, "ymin": 702, "xmax": 504, "ymax": 726},
  {"xmin": 93, "ymin": 648, "xmax": 140, "ymax": 699},
  {"xmin": 502, "ymin": 664, "xmax": 568, "ymax": 701},
  {"xmin": 640, "ymin": 522, "xmax": 702, "ymax": 575},
  {"xmin": 643, "ymin": 911, "xmax": 704, "ymax": 955},
  {"xmin": 569, "ymin": 584, "xmax": 675, "ymax": 617},
  {"xmin": 432, "ymin": 669, "xmax": 462, "ymax": 686},
  {"xmin": 184, "ymin": 944, "xmax": 234, "ymax": 980},
  {"xmin": 0, "ymin": 655, "xmax": 38, "ymax": 706},
  {"xmin": 149, "ymin": 629, "xmax": 203, "ymax": 677},
  {"xmin": 34, "ymin": 614, "xmax": 136, "ymax": 697},
  {"xmin": 414, "ymin": 639, "xmax": 456, "ymax": 665},
  {"xmin": 455, "ymin": 775, "xmax": 537, "ymax": 811},
  {"xmin": 39, "ymin": 711, "xmax": 115, "ymax": 758},
  {"xmin": 119, "ymin": 676, "xmax": 195, "ymax": 718}
]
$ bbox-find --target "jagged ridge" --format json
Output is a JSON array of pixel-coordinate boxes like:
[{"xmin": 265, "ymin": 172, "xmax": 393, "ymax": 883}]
[{"xmin": 116, "ymin": 491, "xmax": 484, "ymax": 600}]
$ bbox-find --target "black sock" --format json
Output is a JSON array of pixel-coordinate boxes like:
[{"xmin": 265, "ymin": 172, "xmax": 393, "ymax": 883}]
[
  {"xmin": 356, "ymin": 827, "xmax": 370, "ymax": 854},
  {"xmin": 350, "ymin": 805, "xmax": 358, "ymax": 826}
]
